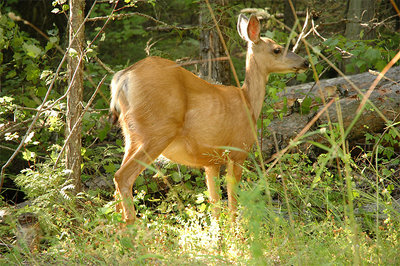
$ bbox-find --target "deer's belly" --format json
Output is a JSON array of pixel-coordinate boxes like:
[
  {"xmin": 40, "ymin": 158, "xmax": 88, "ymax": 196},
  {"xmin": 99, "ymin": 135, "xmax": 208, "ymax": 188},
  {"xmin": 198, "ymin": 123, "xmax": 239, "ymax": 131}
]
[{"xmin": 162, "ymin": 137, "xmax": 224, "ymax": 167}]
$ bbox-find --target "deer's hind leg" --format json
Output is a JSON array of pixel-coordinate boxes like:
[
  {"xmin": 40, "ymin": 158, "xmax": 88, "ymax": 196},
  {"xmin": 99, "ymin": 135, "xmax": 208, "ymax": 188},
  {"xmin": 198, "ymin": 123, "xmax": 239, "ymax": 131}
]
[
  {"xmin": 114, "ymin": 130, "xmax": 141, "ymax": 214},
  {"xmin": 114, "ymin": 134, "xmax": 176, "ymax": 224},
  {"xmin": 113, "ymin": 85, "xmax": 184, "ymax": 223}
]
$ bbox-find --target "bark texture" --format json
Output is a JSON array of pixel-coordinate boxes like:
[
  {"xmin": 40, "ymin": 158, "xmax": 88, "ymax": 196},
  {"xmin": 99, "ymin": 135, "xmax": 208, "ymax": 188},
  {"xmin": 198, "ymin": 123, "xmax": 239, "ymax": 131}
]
[
  {"xmin": 345, "ymin": 0, "xmax": 376, "ymax": 40},
  {"xmin": 199, "ymin": 0, "xmax": 231, "ymax": 85},
  {"xmin": 66, "ymin": 0, "xmax": 85, "ymax": 193},
  {"xmin": 284, "ymin": 0, "xmax": 297, "ymax": 29}
]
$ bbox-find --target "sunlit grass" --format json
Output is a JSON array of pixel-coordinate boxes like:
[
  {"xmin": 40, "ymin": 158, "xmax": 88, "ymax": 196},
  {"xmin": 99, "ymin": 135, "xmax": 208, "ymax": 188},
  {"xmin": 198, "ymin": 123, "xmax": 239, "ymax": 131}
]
[{"xmin": 1, "ymin": 161, "xmax": 400, "ymax": 265}]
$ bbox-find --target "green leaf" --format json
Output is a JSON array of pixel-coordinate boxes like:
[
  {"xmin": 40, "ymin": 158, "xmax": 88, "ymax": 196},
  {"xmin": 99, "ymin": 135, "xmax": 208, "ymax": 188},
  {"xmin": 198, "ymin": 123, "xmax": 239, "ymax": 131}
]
[
  {"xmin": 68, "ymin": 48, "xmax": 78, "ymax": 57},
  {"xmin": 355, "ymin": 59, "xmax": 365, "ymax": 68},
  {"xmin": 323, "ymin": 38, "xmax": 339, "ymax": 49},
  {"xmin": 98, "ymin": 202, "xmax": 114, "ymax": 215},
  {"xmin": 98, "ymin": 123, "xmax": 110, "ymax": 141},
  {"xmin": 45, "ymin": 42, "xmax": 54, "ymax": 52},
  {"xmin": 25, "ymin": 63, "xmax": 40, "ymax": 82},
  {"xmin": 195, "ymin": 194, "xmax": 205, "ymax": 204},
  {"xmin": 359, "ymin": 29, "xmax": 364, "ymax": 39},
  {"xmin": 389, "ymin": 128, "xmax": 397, "ymax": 139},
  {"xmin": 103, "ymin": 163, "xmax": 115, "ymax": 174},
  {"xmin": 116, "ymin": 139, "xmax": 123, "ymax": 147},
  {"xmin": 300, "ymin": 97, "xmax": 312, "ymax": 115},
  {"xmin": 148, "ymin": 181, "xmax": 158, "ymax": 192},
  {"xmin": 36, "ymin": 86, "xmax": 47, "ymax": 97},
  {"xmin": 316, "ymin": 64, "xmax": 324, "ymax": 74},
  {"xmin": 22, "ymin": 150, "xmax": 36, "ymax": 162},
  {"xmin": 131, "ymin": 28, "xmax": 146, "ymax": 35},
  {"xmin": 23, "ymin": 43, "xmax": 42, "ymax": 58},
  {"xmin": 387, "ymin": 184, "xmax": 394, "ymax": 193},
  {"xmin": 198, "ymin": 203, "xmax": 207, "ymax": 212},
  {"xmin": 364, "ymin": 48, "xmax": 381, "ymax": 63},
  {"xmin": 374, "ymin": 60, "xmax": 386, "ymax": 71},
  {"xmin": 49, "ymin": 36, "xmax": 58, "ymax": 43},
  {"xmin": 0, "ymin": 96, "xmax": 14, "ymax": 103},
  {"xmin": 136, "ymin": 175, "xmax": 144, "ymax": 186},
  {"xmin": 171, "ymin": 172, "xmax": 182, "ymax": 182},
  {"xmin": 345, "ymin": 64, "xmax": 355, "ymax": 73},
  {"xmin": 6, "ymin": 70, "xmax": 16, "ymax": 79},
  {"xmin": 296, "ymin": 72, "xmax": 307, "ymax": 82}
]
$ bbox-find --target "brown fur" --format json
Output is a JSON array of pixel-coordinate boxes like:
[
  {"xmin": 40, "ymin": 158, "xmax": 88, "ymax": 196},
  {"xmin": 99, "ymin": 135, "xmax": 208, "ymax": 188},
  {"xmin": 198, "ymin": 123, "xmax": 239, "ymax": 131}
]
[{"xmin": 110, "ymin": 15, "xmax": 308, "ymax": 223}]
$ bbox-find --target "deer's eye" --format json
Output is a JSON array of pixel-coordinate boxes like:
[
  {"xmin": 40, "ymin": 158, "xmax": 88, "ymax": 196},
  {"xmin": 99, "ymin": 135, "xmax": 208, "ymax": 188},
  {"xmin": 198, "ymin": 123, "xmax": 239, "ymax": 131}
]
[{"xmin": 273, "ymin": 48, "xmax": 281, "ymax": 54}]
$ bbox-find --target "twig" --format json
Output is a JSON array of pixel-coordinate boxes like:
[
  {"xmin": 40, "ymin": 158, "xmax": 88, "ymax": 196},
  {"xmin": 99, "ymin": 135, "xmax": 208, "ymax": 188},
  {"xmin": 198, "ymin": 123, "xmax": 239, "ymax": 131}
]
[
  {"xmin": 88, "ymin": 11, "xmax": 195, "ymax": 31},
  {"xmin": 371, "ymin": 14, "xmax": 400, "ymax": 29},
  {"xmin": 310, "ymin": 19, "xmax": 353, "ymax": 58},
  {"xmin": 145, "ymin": 25, "xmax": 198, "ymax": 32},
  {"xmin": 94, "ymin": 56, "xmax": 114, "ymax": 74},
  {"xmin": 54, "ymin": 75, "xmax": 107, "ymax": 168},
  {"xmin": 368, "ymin": 69, "xmax": 400, "ymax": 85},
  {"xmin": 0, "ymin": 118, "xmax": 35, "ymax": 138},
  {"xmin": 292, "ymin": 10, "xmax": 309, "ymax": 53}
]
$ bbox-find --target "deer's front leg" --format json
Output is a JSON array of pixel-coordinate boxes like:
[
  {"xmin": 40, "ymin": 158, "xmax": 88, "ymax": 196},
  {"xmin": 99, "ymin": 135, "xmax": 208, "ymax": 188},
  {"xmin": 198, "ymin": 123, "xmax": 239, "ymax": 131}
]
[
  {"xmin": 226, "ymin": 160, "xmax": 243, "ymax": 219},
  {"xmin": 204, "ymin": 165, "xmax": 221, "ymax": 218}
]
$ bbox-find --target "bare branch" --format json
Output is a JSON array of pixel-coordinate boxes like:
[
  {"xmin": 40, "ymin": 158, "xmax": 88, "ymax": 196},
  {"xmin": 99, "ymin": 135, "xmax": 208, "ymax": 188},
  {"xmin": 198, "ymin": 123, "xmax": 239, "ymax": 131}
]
[
  {"xmin": 292, "ymin": 10, "xmax": 310, "ymax": 53},
  {"xmin": 311, "ymin": 19, "xmax": 353, "ymax": 58},
  {"xmin": 54, "ymin": 75, "xmax": 107, "ymax": 168},
  {"xmin": 0, "ymin": 118, "xmax": 35, "ymax": 139},
  {"xmin": 87, "ymin": 11, "xmax": 194, "ymax": 31}
]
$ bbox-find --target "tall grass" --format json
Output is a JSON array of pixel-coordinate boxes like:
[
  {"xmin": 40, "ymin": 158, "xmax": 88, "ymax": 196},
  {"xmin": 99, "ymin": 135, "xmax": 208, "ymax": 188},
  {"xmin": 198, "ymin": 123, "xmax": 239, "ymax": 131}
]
[{"xmin": 1, "ymin": 127, "xmax": 399, "ymax": 265}]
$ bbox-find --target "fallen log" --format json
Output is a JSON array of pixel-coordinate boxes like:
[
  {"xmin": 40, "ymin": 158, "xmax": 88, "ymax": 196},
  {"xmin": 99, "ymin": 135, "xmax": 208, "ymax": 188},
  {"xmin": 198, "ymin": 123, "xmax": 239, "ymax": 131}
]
[{"xmin": 261, "ymin": 66, "xmax": 400, "ymax": 156}]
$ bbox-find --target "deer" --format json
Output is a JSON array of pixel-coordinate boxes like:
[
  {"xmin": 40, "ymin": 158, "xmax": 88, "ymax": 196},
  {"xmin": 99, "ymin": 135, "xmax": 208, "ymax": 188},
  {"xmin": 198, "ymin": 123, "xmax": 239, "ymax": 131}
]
[{"xmin": 110, "ymin": 14, "xmax": 309, "ymax": 224}]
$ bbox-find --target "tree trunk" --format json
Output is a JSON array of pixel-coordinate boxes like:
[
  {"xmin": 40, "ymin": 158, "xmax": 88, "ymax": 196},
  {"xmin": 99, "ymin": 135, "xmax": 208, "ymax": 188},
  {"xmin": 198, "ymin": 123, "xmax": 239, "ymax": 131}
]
[
  {"xmin": 199, "ymin": 0, "xmax": 231, "ymax": 85},
  {"xmin": 345, "ymin": 0, "xmax": 376, "ymax": 40},
  {"xmin": 261, "ymin": 67, "xmax": 400, "ymax": 157},
  {"xmin": 284, "ymin": 0, "xmax": 297, "ymax": 29},
  {"xmin": 66, "ymin": 0, "xmax": 85, "ymax": 193},
  {"xmin": 342, "ymin": 0, "xmax": 376, "ymax": 74}
]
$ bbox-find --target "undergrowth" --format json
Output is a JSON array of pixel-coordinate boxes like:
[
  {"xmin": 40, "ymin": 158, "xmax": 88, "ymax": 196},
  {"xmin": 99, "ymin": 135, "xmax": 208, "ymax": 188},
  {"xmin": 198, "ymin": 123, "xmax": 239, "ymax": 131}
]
[{"xmin": 1, "ymin": 124, "xmax": 399, "ymax": 265}]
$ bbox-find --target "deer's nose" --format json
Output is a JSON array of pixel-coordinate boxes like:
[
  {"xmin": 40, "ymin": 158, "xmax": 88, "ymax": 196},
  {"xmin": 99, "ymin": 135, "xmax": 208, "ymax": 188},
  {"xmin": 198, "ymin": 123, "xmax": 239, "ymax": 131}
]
[{"xmin": 303, "ymin": 60, "xmax": 309, "ymax": 68}]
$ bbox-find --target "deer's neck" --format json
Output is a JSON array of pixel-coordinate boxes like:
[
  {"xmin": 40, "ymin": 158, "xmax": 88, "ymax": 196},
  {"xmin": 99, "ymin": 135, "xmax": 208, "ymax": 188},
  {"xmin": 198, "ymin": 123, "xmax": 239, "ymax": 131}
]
[{"xmin": 242, "ymin": 48, "xmax": 269, "ymax": 120}]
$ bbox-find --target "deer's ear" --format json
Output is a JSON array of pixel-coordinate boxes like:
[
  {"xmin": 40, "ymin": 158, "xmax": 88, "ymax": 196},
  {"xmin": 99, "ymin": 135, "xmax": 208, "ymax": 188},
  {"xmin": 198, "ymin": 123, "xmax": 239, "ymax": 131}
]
[
  {"xmin": 247, "ymin": 15, "xmax": 261, "ymax": 43},
  {"xmin": 237, "ymin": 14, "xmax": 260, "ymax": 43},
  {"xmin": 237, "ymin": 14, "xmax": 249, "ymax": 41}
]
